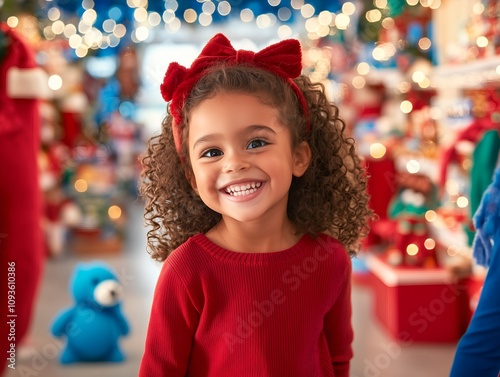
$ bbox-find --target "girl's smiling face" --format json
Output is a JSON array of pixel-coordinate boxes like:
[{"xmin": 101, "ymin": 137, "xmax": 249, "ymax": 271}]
[{"xmin": 187, "ymin": 92, "xmax": 310, "ymax": 226}]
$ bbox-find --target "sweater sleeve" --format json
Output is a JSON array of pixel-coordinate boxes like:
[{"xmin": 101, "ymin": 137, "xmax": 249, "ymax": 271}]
[
  {"xmin": 139, "ymin": 260, "xmax": 200, "ymax": 377},
  {"xmin": 325, "ymin": 256, "xmax": 354, "ymax": 377},
  {"xmin": 449, "ymin": 233, "xmax": 500, "ymax": 377}
]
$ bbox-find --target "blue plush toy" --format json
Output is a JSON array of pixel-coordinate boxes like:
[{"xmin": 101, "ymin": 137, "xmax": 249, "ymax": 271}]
[{"xmin": 51, "ymin": 261, "xmax": 130, "ymax": 364}]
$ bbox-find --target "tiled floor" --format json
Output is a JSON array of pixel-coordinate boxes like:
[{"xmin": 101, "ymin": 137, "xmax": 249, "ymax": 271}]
[{"xmin": 4, "ymin": 202, "xmax": 458, "ymax": 377}]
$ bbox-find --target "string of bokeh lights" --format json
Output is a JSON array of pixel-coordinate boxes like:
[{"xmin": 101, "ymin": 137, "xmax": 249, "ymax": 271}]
[{"xmin": 5, "ymin": 0, "xmax": 450, "ymax": 58}]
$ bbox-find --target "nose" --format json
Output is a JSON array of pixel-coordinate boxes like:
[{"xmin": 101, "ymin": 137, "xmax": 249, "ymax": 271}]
[{"xmin": 222, "ymin": 150, "xmax": 251, "ymax": 174}]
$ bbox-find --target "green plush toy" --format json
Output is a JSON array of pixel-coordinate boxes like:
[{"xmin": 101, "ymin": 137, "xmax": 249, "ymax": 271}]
[{"xmin": 387, "ymin": 172, "xmax": 439, "ymax": 267}]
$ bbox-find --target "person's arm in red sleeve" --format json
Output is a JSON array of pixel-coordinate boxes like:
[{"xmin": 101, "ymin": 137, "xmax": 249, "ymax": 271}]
[
  {"xmin": 139, "ymin": 261, "xmax": 200, "ymax": 377},
  {"xmin": 325, "ymin": 255, "xmax": 354, "ymax": 377}
]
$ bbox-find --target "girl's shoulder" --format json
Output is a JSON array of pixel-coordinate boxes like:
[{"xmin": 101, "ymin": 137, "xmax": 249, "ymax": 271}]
[
  {"xmin": 157, "ymin": 234, "xmax": 208, "ymax": 309},
  {"xmin": 165, "ymin": 233, "xmax": 209, "ymax": 270},
  {"xmin": 310, "ymin": 233, "xmax": 352, "ymax": 266},
  {"xmin": 313, "ymin": 233, "xmax": 344, "ymax": 249},
  {"xmin": 311, "ymin": 233, "xmax": 348, "ymax": 255}
]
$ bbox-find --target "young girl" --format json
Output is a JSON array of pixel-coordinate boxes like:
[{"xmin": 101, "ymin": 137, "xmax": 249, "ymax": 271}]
[{"xmin": 139, "ymin": 33, "xmax": 372, "ymax": 377}]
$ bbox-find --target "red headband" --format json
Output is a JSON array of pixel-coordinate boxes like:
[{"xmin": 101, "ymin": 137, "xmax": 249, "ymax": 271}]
[{"xmin": 160, "ymin": 33, "xmax": 310, "ymax": 155}]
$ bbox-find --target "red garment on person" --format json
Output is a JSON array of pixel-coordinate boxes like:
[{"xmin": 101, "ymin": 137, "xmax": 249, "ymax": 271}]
[{"xmin": 139, "ymin": 233, "xmax": 353, "ymax": 377}]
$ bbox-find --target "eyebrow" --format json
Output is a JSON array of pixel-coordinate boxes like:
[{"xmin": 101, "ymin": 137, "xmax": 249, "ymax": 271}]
[{"xmin": 192, "ymin": 125, "xmax": 277, "ymax": 150}]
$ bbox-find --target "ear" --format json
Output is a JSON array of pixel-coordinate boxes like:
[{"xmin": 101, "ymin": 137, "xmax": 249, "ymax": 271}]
[
  {"xmin": 185, "ymin": 168, "xmax": 199, "ymax": 195},
  {"xmin": 292, "ymin": 141, "xmax": 311, "ymax": 177}
]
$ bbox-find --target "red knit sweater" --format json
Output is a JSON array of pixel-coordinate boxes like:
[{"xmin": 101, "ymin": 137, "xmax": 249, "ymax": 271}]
[{"xmin": 139, "ymin": 233, "xmax": 353, "ymax": 377}]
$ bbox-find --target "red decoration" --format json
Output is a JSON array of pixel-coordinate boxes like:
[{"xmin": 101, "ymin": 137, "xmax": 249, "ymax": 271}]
[
  {"xmin": 438, "ymin": 118, "xmax": 500, "ymax": 189},
  {"xmin": 0, "ymin": 23, "xmax": 44, "ymax": 373},
  {"xmin": 367, "ymin": 255, "xmax": 470, "ymax": 343},
  {"xmin": 387, "ymin": 173, "xmax": 439, "ymax": 267},
  {"xmin": 363, "ymin": 156, "xmax": 397, "ymax": 248}
]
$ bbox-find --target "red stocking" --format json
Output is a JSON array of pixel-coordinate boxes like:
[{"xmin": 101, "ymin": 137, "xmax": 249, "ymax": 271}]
[{"xmin": 0, "ymin": 24, "xmax": 45, "ymax": 375}]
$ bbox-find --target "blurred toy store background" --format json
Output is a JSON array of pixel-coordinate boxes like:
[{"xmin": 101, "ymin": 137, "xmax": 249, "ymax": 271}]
[{"xmin": 0, "ymin": 0, "xmax": 499, "ymax": 376}]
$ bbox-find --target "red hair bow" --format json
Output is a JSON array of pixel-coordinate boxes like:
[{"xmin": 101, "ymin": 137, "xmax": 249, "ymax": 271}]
[{"xmin": 160, "ymin": 33, "xmax": 309, "ymax": 155}]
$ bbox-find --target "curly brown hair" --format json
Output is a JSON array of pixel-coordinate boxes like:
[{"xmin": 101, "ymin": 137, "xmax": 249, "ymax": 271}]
[{"xmin": 140, "ymin": 64, "xmax": 373, "ymax": 261}]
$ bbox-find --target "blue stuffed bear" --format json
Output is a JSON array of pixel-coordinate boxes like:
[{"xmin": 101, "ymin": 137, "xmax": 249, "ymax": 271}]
[{"xmin": 51, "ymin": 261, "xmax": 130, "ymax": 364}]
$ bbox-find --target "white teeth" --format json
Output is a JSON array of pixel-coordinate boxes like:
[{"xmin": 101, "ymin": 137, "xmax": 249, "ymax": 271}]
[{"xmin": 225, "ymin": 182, "xmax": 262, "ymax": 196}]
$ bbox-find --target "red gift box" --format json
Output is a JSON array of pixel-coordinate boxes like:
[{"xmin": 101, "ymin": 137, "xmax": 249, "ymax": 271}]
[{"xmin": 366, "ymin": 255, "xmax": 470, "ymax": 343}]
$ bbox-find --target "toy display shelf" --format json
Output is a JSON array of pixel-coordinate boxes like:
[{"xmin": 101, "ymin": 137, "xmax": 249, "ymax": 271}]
[{"xmin": 431, "ymin": 56, "xmax": 500, "ymax": 89}]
